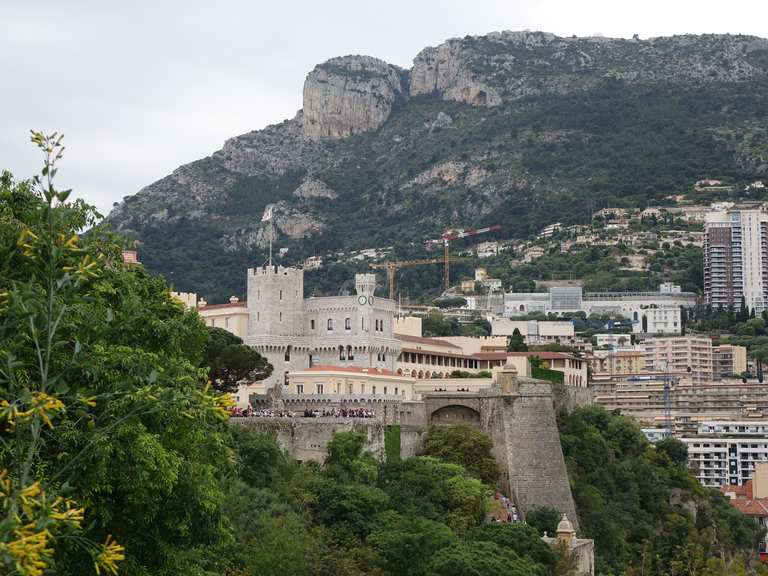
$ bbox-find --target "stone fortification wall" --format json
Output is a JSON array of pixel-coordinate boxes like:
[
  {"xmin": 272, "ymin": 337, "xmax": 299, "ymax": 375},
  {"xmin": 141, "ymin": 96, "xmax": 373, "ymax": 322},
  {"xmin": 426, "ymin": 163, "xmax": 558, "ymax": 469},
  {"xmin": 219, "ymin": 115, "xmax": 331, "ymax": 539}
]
[
  {"xmin": 240, "ymin": 374, "xmax": 578, "ymax": 528},
  {"xmin": 500, "ymin": 383, "xmax": 579, "ymax": 528},
  {"xmin": 422, "ymin": 380, "xmax": 579, "ymax": 528},
  {"xmin": 553, "ymin": 384, "xmax": 594, "ymax": 412},
  {"xmin": 235, "ymin": 418, "xmax": 386, "ymax": 462},
  {"xmin": 234, "ymin": 418, "xmax": 423, "ymax": 462}
]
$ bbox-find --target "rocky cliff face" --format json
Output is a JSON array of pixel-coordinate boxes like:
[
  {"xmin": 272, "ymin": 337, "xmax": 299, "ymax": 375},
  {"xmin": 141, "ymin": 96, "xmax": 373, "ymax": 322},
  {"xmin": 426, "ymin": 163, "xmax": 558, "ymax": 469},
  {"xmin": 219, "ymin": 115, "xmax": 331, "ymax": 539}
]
[
  {"xmin": 411, "ymin": 31, "xmax": 768, "ymax": 105},
  {"xmin": 103, "ymin": 31, "xmax": 768, "ymax": 301},
  {"xmin": 302, "ymin": 55, "xmax": 407, "ymax": 139}
]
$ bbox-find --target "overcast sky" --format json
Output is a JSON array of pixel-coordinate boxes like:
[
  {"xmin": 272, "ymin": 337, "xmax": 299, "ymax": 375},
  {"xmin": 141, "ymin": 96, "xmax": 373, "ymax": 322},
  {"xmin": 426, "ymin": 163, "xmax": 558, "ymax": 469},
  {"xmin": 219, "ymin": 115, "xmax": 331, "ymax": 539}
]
[{"xmin": 2, "ymin": 0, "xmax": 767, "ymax": 215}]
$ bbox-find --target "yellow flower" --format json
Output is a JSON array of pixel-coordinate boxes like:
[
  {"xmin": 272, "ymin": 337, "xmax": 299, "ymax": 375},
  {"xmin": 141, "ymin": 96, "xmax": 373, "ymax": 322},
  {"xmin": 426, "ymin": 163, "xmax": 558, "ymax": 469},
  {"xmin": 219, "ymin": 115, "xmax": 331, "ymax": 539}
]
[
  {"xmin": 94, "ymin": 535, "xmax": 125, "ymax": 576},
  {"xmin": 0, "ymin": 525, "xmax": 52, "ymax": 576},
  {"xmin": 78, "ymin": 395, "xmax": 97, "ymax": 408},
  {"xmin": 50, "ymin": 497, "xmax": 85, "ymax": 527},
  {"xmin": 28, "ymin": 392, "xmax": 65, "ymax": 428}
]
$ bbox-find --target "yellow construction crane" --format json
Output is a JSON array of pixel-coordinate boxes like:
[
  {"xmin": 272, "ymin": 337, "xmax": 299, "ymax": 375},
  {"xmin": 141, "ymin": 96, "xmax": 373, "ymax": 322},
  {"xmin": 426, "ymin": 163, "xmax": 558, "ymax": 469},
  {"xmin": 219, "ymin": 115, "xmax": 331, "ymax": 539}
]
[{"xmin": 370, "ymin": 258, "xmax": 463, "ymax": 300}]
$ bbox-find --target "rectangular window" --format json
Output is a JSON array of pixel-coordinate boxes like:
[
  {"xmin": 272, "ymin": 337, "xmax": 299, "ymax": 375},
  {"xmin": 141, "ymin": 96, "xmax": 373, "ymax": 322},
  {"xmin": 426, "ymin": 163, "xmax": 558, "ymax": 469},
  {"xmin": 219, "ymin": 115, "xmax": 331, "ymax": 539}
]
[
  {"xmin": 310, "ymin": 319, "xmax": 315, "ymax": 330},
  {"xmin": 345, "ymin": 317, "xmax": 351, "ymax": 330},
  {"xmin": 327, "ymin": 319, "xmax": 333, "ymax": 331},
  {"xmin": 297, "ymin": 385, "xmax": 303, "ymax": 395},
  {"xmin": 372, "ymin": 386, "xmax": 377, "ymax": 395},
  {"xmin": 317, "ymin": 384, "xmax": 324, "ymax": 394},
  {"xmin": 279, "ymin": 290, "xmax": 283, "ymax": 300},
  {"xmin": 384, "ymin": 386, "xmax": 388, "ymax": 395}
]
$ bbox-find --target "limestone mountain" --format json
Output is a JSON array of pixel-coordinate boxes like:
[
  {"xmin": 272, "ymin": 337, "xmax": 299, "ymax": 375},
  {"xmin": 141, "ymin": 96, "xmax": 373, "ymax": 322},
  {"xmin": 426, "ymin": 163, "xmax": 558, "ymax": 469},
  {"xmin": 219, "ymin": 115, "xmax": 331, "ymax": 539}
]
[{"xmin": 105, "ymin": 31, "xmax": 768, "ymax": 300}]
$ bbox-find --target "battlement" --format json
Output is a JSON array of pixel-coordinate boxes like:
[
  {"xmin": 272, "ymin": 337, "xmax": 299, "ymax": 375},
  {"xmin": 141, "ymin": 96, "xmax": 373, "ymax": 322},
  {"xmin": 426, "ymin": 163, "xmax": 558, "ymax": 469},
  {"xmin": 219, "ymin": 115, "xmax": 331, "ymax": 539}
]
[{"xmin": 247, "ymin": 265, "xmax": 304, "ymax": 279}]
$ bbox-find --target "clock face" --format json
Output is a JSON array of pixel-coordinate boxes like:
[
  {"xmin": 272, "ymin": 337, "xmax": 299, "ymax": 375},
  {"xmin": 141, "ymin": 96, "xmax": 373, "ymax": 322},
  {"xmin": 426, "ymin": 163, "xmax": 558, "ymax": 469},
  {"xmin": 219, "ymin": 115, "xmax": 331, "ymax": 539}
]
[{"xmin": 358, "ymin": 295, "xmax": 368, "ymax": 305}]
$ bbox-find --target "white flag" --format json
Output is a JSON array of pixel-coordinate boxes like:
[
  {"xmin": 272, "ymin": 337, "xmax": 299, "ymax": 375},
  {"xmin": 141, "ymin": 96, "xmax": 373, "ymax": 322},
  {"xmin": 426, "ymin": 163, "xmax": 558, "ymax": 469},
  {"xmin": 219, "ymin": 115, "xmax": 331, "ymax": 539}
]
[{"xmin": 261, "ymin": 205, "xmax": 274, "ymax": 222}]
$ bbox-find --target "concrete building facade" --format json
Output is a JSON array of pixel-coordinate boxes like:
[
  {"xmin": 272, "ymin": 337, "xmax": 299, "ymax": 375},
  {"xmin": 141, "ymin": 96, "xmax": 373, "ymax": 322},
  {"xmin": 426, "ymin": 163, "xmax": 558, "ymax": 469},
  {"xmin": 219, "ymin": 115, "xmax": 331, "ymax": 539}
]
[
  {"xmin": 704, "ymin": 209, "xmax": 768, "ymax": 312},
  {"xmin": 713, "ymin": 344, "xmax": 748, "ymax": 379},
  {"xmin": 489, "ymin": 319, "xmax": 576, "ymax": 344},
  {"xmin": 286, "ymin": 365, "xmax": 416, "ymax": 400},
  {"xmin": 198, "ymin": 297, "xmax": 249, "ymax": 339},
  {"xmin": 499, "ymin": 286, "xmax": 696, "ymax": 318},
  {"xmin": 644, "ymin": 336, "xmax": 713, "ymax": 382},
  {"xmin": 683, "ymin": 421, "xmax": 768, "ymax": 487}
]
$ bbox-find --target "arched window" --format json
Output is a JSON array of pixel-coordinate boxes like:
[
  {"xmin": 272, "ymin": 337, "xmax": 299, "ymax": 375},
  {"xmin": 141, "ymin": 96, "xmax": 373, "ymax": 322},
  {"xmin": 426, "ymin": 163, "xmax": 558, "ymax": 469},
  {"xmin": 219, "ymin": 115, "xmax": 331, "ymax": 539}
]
[
  {"xmin": 285, "ymin": 345, "xmax": 291, "ymax": 362},
  {"xmin": 347, "ymin": 345, "xmax": 354, "ymax": 360},
  {"xmin": 339, "ymin": 345, "xmax": 346, "ymax": 361},
  {"xmin": 327, "ymin": 318, "xmax": 333, "ymax": 331},
  {"xmin": 519, "ymin": 304, "xmax": 525, "ymax": 311},
  {"xmin": 345, "ymin": 317, "xmax": 351, "ymax": 330}
]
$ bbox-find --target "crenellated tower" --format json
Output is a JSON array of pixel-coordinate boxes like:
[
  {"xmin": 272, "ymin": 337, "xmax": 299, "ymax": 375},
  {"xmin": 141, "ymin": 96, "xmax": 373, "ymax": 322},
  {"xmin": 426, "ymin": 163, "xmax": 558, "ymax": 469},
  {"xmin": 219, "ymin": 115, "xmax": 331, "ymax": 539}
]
[{"xmin": 247, "ymin": 265, "xmax": 304, "ymax": 337}]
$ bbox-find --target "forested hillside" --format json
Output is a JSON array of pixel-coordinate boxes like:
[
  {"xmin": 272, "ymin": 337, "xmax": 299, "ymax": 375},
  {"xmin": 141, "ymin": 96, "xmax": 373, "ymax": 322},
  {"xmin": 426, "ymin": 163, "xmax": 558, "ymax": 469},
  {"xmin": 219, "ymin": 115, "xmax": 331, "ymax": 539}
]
[{"xmin": 103, "ymin": 32, "xmax": 768, "ymax": 302}]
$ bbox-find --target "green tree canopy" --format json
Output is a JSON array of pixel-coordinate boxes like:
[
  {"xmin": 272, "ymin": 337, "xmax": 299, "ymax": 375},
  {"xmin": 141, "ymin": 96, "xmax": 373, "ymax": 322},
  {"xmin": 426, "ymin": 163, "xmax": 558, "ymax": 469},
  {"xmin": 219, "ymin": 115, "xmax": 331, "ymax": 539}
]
[
  {"xmin": 422, "ymin": 425, "xmax": 499, "ymax": 486},
  {"xmin": 202, "ymin": 326, "xmax": 272, "ymax": 393},
  {"xmin": 0, "ymin": 135, "xmax": 234, "ymax": 576}
]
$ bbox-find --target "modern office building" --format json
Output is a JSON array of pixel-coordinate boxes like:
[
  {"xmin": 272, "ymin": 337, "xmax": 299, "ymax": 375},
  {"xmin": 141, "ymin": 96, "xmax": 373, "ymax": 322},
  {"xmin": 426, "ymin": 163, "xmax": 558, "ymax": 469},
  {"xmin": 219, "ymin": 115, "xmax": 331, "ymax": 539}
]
[{"xmin": 704, "ymin": 209, "xmax": 768, "ymax": 312}]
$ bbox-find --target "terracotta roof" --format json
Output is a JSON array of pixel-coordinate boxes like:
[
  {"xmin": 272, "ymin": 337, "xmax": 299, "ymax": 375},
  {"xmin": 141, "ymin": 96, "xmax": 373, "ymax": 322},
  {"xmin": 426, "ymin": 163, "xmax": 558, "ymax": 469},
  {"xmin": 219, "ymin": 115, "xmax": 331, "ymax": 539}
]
[
  {"xmin": 400, "ymin": 347, "xmax": 474, "ymax": 359},
  {"xmin": 297, "ymin": 365, "xmax": 405, "ymax": 377},
  {"xmin": 394, "ymin": 334, "xmax": 461, "ymax": 349},
  {"xmin": 720, "ymin": 481, "xmax": 768, "ymax": 517},
  {"xmin": 198, "ymin": 302, "xmax": 247, "ymax": 311},
  {"xmin": 474, "ymin": 351, "xmax": 579, "ymax": 361}
]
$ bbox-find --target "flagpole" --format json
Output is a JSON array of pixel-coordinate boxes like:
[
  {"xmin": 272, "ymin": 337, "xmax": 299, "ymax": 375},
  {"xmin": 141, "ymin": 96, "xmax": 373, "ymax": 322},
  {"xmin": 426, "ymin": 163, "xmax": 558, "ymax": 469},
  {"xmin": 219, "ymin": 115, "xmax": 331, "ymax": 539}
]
[{"xmin": 269, "ymin": 220, "xmax": 273, "ymax": 266}]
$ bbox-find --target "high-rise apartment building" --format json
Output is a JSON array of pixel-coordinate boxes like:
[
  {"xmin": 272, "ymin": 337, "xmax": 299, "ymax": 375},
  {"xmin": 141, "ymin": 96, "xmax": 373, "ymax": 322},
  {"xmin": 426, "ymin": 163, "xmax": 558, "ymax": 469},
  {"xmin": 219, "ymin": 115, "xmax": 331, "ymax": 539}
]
[
  {"xmin": 644, "ymin": 336, "xmax": 713, "ymax": 382},
  {"xmin": 704, "ymin": 209, "xmax": 768, "ymax": 312}
]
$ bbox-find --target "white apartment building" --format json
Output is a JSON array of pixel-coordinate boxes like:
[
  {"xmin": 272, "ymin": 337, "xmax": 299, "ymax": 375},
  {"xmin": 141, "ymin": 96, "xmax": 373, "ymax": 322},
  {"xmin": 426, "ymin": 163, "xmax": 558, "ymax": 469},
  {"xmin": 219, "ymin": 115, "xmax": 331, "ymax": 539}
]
[
  {"xmin": 489, "ymin": 319, "xmax": 576, "ymax": 345},
  {"xmin": 704, "ymin": 209, "xmax": 768, "ymax": 312},
  {"xmin": 500, "ymin": 285, "xmax": 696, "ymax": 318},
  {"xmin": 628, "ymin": 305, "xmax": 682, "ymax": 336},
  {"xmin": 644, "ymin": 336, "xmax": 713, "ymax": 382},
  {"xmin": 683, "ymin": 421, "xmax": 768, "ymax": 487}
]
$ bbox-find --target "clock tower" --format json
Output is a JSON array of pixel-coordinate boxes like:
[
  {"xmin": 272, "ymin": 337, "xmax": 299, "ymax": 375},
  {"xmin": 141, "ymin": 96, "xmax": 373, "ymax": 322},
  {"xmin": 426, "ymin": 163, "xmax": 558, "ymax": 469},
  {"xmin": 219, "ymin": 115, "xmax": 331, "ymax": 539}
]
[{"xmin": 355, "ymin": 273, "xmax": 377, "ymax": 333}]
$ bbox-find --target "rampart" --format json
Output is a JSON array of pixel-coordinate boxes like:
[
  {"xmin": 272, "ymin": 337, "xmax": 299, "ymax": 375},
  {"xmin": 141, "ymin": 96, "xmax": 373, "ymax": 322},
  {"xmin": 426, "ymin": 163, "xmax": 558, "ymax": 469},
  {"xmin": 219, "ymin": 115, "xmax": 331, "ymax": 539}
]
[{"xmin": 235, "ymin": 367, "xmax": 578, "ymax": 527}]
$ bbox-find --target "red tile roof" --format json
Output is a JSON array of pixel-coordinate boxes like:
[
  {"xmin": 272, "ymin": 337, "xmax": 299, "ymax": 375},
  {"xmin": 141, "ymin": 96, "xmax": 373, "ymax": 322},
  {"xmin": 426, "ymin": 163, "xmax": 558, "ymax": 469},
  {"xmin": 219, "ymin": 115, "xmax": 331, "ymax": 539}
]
[
  {"xmin": 474, "ymin": 351, "xmax": 579, "ymax": 361},
  {"xmin": 198, "ymin": 301, "xmax": 247, "ymax": 311},
  {"xmin": 720, "ymin": 481, "xmax": 768, "ymax": 517},
  {"xmin": 394, "ymin": 334, "xmax": 461, "ymax": 349},
  {"xmin": 297, "ymin": 365, "xmax": 403, "ymax": 377}
]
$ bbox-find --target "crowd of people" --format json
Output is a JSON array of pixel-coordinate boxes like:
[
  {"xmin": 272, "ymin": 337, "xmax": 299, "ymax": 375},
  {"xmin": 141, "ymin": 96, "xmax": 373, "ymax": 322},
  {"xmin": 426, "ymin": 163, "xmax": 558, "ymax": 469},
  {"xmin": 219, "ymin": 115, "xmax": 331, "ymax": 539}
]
[
  {"xmin": 489, "ymin": 492, "xmax": 519, "ymax": 523},
  {"xmin": 228, "ymin": 406, "xmax": 378, "ymax": 419},
  {"xmin": 302, "ymin": 407, "xmax": 376, "ymax": 418}
]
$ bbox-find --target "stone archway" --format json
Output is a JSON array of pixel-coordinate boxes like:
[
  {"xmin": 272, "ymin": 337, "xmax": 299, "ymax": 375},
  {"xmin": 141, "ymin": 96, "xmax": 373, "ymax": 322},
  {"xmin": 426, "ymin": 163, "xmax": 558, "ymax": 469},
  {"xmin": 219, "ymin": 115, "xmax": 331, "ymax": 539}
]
[{"xmin": 429, "ymin": 404, "xmax": 481, "ymax": 427}]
